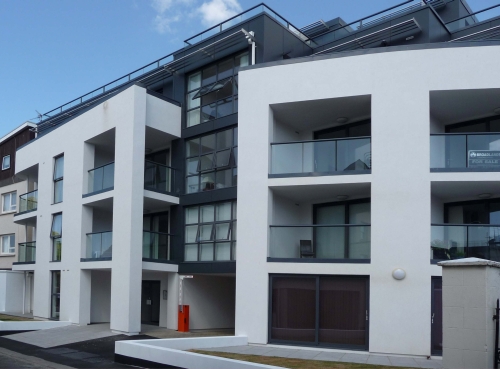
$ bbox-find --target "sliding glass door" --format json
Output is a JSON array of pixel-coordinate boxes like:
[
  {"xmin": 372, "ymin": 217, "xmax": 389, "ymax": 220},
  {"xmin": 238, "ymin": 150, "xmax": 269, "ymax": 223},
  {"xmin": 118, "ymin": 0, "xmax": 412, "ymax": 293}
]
[{"xmin": 269, "ymin": 275, "xmax": 369, "ymax": 350}]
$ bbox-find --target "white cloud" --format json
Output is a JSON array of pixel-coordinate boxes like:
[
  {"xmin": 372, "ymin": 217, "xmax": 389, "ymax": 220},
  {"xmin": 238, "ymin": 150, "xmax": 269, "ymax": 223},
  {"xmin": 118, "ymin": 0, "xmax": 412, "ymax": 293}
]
[
  {"xmin": 151, "ymin": 0, "xmax": 174, "ymax": 14},
  {"xmin": 198, "ymin": 0, "xmax": 242, "ymax": 26},
  {"xmin": 150, "ymin": 0, "xmax": 194, "ymax": 34}
]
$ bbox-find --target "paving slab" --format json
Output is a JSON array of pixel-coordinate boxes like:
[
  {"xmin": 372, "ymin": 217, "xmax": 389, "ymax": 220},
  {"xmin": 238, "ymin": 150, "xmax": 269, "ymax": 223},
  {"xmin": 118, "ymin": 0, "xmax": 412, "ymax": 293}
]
[
  {"xmin": 389, "ymin": 356, "xmax": 420, "ymax": 367},
  {"xmin": 415, "ymin": 358, "xmax": 443, "ymax": 368},
  {"xmin": 260, "ymin": 348, "xmax": 299, "ymax": 357},
  {"xmin": 313, "ymin": 351, "xmax": 346, "ymax": 361},
  {"xmin": 287, "ymin": 349, "xmax": 322, "ymax": 360},
  {"xmin": 243, "ymin": 346, "xmax": 276, "ymax": 355},
  {"xmin": 338, "ymin": 353, "xmax": 369, "ymax": 364},
  {"xmin": 367, "ymin": 355, "xmax": 392, "ymax": 365},
  {"xmin": 60, "ymin": 351, "xmax": 99, "ymax": 360},
  {"xmin": 4, "ymin": 323, "xmax": 118, "ymax": 348}
]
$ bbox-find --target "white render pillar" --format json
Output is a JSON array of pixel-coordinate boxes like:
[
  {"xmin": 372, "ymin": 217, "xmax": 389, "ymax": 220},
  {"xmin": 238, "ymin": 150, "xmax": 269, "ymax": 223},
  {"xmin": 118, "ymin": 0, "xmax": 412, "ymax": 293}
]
[
  {"xmin": 166, "ymin": 273, "xmax": 179, "ymax": 330},
  {"xmin": 439, "ymin": 258, "xmax": 500, "ymax": 369},
  {"xmin": 369, "ymin": 86, "xmax": 432, "ymax": 356},
  {"xmin": 77, "ymin": 269, "xmax": 91, "ymax": 325},
  {"xmin": 110, "ymin": 86, "xmax": 147, "ymax": 334}
]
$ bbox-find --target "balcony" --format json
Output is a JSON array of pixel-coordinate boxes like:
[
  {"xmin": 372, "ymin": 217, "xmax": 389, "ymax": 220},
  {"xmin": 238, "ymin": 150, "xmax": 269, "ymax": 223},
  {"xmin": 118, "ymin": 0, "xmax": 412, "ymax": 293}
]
[
  {"xmin": 18, "ymin": 190, "xmax": 38, "ymax": 214},
  {"xmin": 270, "ymin": 137, "xmax": 371, "ymax": 177},
  {"xmin": 143, "ymin": 231, "xmax": 170, "ymax": 262},
  {"xmin": 87, "ymin": 162, "xmax": 115, "ymax": 195},
  {"xmin": 268, "ymin": 225, "xmax": 371, "ymax": 262},
  {"xmin": 431, "ymin": 224, "xmax": 500, "ymax": 262},
  {"xmin": 430, "ymin": 134, "xmax": 500, "ymax": 171},
  {"xmin": 17, "ymin": 242, "xmax": 36, "ymax": 263},
  {"xmin": 144, "ymin": 161, "xmax": 175, "ymax": 194},
  {"xmin": 85, "ymin": 231, "xmax": 112, "ymax": 260}
]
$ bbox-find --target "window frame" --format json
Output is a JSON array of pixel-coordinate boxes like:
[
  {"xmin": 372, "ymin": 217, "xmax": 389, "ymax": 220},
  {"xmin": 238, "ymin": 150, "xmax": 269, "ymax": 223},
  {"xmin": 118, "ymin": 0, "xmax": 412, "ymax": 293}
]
[
  {"xmin": 185, "ymin": 127, "xmax": 238, "ymax": 194},
  {"xmin": 2, "ymin": 191, "xmax": 17, "ymax": 213},
  {"xmin": 0, "ymin": 234, "xmax": 15, "ymax": 254},
  {"xmin": 50, "ymin": 213, "xmax": 62, "ymax": 261},
  {"xmin": 184, "ymin": 201, "xmax": 237, "ymax": 262},
  {"xmin": 53, "ymin": 155, "xmax": 64, "ymax": 204},
  {"xmin": 50, "ymin": 271, "xmax": 61, "ymax": 320},
  {"xmin": 1, "ymin": 155, "xmax": 10, "ymax": 170},
  {"xmin": 185, "ymin": 51, "xmax": 248, "ymax": 128}
]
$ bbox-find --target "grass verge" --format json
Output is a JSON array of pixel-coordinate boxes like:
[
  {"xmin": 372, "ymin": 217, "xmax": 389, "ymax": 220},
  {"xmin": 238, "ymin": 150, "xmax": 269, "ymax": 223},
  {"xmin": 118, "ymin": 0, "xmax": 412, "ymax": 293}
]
[
  {"xmin": 0, "ymin": 314, "xmax": 32, "ymax": 322},
  {"xmin": 191, "ymin": 350, "xmax": 415, "ymax": 369}
]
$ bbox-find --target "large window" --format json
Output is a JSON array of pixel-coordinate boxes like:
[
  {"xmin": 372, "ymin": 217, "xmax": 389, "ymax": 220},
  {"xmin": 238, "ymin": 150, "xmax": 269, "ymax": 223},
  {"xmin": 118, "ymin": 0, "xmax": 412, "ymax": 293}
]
[
  {"xmin": 186, "ymin": 52, "xmax": 248, "ymax": 127},
  {"xmin": 51, "ymin": 271, "xmax": 61, "ymax": 320},
  {"xmin": 270, "ymin": 275, "xmax": 369, "ymax": 349},
  {"xmin": 1, "ymin": 155, "xmax": 10, "ymax": 170},
  {"xmin": 2, "ymin": 191, "xmax": 16, "ymax": 213},
  {"xmin": 0, "ymin": 234, "xmax": 15, "ymax": 254},
  {"xmin": 53, "ymin": 155, "xmax": 64, "ymax": 203},
  {"xmin": 51, "ymin": 213, "xmax": 62, "ymax": 261},
  {"xmin": 186, "ymin": 127, "xmax": 238, "ymax": 194},
  {"xmin": 184, "ymin": 201, "xmax": 237, "ymax": 262}
]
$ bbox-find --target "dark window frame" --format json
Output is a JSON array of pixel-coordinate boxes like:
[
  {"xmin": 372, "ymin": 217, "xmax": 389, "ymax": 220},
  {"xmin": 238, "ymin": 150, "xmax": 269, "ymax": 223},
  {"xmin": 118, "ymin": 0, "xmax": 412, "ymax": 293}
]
[
  {"xmin": 50, "ymin": 270, "xmax": 61, "ymax": 320},
  {"xmin": 312, "ymin": 198, "xmax": 371, "ymax": 260},
  {"xmin": 445, "ymin": 114, "xmax": 500, "ymax": 133},
  {"xmin": 184, "ymin": 200, "xmax": 237, "ymax": 262},
  {"xmin": 268, "ymin": 274, "xmax": 370, "ymax": 350},
  {"xmin": 1, "ymin": 155, "xmax": 10, "ymax": 170},
  {"xmin": 185, "ymin": 51, "xmax": 249, "ymax": 128},
  {"xmin": 53, "ymin": 155, "xmax": 64, "ymax": 204},
  {"xmin": 443, "ymin": 197, "xmax": 500, "ymax": 224},
  {"xmin": 185, "ymin": 126, "xmax": 238, "ymax": 194},
  {"xmin": 50, "ymin": 213, "xmax": 62, "ymax": 261},
  {"xmin": 314, "ymin": 119, "xmax": 372, "ymax": 140}
]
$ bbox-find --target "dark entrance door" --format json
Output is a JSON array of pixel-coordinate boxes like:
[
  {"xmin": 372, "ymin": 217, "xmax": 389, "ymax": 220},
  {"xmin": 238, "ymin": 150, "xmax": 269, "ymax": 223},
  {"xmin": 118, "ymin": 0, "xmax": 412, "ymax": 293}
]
[
  {"xmin": 141, "ymin": 281, "xmax": 161, "ymax": 325},
  {"xmin": 431, "ymin": 277, "xmax": 443, "ymax": 356}
]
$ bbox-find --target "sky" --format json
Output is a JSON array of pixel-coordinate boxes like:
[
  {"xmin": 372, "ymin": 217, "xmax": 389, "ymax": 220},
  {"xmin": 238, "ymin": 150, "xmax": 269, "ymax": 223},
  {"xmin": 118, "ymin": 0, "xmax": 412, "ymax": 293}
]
[{"xmin": 0, "ymin": 0, "xmax": 497, "ymax": 137}]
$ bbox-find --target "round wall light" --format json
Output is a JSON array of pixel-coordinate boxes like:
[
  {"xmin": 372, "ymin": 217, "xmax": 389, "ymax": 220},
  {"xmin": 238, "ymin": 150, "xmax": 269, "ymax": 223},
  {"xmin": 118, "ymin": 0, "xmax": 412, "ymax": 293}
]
[
  {"xmin": 336, "ymin": 117, "xmax": 348, "ymax": 124},
  {"xmin": 392, "ymin": 268, "xmax": 406, "ymax": 280},
  {"xmin": 336, "ymin": 195, "xmax": 349, "ymax": 201},
  {"xmin": 478, "ymin": 193, "xmax": 493, "ymax": 199}
]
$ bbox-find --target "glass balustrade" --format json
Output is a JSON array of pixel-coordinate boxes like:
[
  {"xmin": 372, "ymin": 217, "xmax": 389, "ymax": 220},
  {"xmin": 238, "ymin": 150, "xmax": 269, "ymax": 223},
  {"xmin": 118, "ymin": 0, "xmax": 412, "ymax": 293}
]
[
  {"xmin": 86, "ymin": 231, "xmax": 112, "ymax": 259},
  {"xmin": 143, "ymin": 231, "xmax": 170, "ymax": 261},
  {"xmin": 271, "ymin": 138, "xmax": 371, "ymax": 175},
  {"xmin": 144, "ymin": 161, "xmax": 174, "ymax": 193},
  {"xmin": 19, "ymin": 190, "xmax": 38, "ymax": 213},
  {"xmin": 269, "ymin": 225, "xmax": 371, "ymax": 260},
  {"xmin": 430, "ymin": 134, "xmax": 500, "ymax": 170},
  {"xmin": 88, "ymin": 162, "xmax": 115, "ymax": 194},
  {"xmin": 431, "ymin": 224, "xmax": 500, "ymax": 262},
  {"xmin": 18, "ymin": 242, "xmax": 36, "ymax": 263}
]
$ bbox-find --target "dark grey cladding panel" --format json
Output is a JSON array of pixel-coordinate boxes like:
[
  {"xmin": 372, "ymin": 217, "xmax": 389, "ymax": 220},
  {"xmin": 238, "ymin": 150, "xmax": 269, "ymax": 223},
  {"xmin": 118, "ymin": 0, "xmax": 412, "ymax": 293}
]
[
  {"xmin": 179, "ymin": 261, "xmax": 236, "ymax": 274},
  {"xmin": 180, "ymin": 187, "xmax": 237, "ymax": 207}
]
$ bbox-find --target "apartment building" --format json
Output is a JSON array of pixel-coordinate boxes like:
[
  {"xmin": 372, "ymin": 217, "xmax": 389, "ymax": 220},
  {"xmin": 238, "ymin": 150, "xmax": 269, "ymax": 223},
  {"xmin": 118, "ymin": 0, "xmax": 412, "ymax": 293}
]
[
  {"xmin": 0, "ymin": 121, "xmax": 36, "ymax": 313},
  {"xmin": 8, "ymin": 0, "xmax": 500, "ymax": 358}
]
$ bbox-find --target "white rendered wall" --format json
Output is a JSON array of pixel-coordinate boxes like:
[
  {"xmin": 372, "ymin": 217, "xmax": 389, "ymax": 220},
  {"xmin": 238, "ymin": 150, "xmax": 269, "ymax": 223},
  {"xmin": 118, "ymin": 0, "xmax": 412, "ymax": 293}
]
[
  {"xmin": 237, "ymin": 45, "xmax": 500, "ymax": 356},
  {"xmin": 0, "ymin": 271, "xmax": 25, "ymax": 312},
  {"xmin": 14, "ymin": 85, "xmax": 181, "ymax": 331},
  {"xmin": 183, "ymin": 275, "xmax": 236, "ymax": 330},
  {"xmin": 90, "ymin": 270, "xmax": 111, "ymax": 323}
]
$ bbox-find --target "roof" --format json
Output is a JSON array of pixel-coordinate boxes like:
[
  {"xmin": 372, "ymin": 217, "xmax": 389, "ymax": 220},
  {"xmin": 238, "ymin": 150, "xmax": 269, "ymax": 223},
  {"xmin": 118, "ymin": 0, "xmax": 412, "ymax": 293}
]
[{"xmin": 0, "ymin": 122, "xmax": 36, "ymax": 145}]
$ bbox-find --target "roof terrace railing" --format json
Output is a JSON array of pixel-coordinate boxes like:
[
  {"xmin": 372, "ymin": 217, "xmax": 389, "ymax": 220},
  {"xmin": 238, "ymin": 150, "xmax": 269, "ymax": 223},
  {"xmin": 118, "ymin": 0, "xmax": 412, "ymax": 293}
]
[
  {"xmin": 184, "ymin": 3, "xmax": 312, "ymax": 47},
  {"xmin": 445, "ymin": 3, "xmax": 500, "ymax": 32}
]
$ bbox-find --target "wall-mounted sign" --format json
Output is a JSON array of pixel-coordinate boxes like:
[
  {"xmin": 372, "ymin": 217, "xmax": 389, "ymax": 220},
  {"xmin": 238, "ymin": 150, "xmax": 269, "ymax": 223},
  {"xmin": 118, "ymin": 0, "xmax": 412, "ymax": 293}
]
[{"xmin": 468, "ymin": 150, "xmax": 500, "ymax": 167}]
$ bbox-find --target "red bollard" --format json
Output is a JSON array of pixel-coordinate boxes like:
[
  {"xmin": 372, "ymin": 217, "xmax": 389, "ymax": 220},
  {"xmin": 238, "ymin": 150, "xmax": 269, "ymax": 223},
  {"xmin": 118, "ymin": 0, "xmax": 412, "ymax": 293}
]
[{"xmin": 178, "ymin": 305, "xmax": 190, "ymax": 332}]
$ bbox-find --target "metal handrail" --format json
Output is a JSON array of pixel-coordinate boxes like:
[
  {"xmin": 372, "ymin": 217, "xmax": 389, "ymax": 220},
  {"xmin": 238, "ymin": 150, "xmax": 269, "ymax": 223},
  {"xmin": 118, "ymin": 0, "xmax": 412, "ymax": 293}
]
[
  {"xmin": 143, "ymin": 230, "xmax": 172, "ymax": 236},
  {"xmin": 145, "ymin": 160, "xmax": 175, "ymax": 170},
  {"xmin": 431, "ymin": 132, "xmax": 500, "ymax": 135},
  {"xmin": 445, "ymin": 3, "xmax": 500, "ymax": 25},
  {"xmin": 432, "ymin": 223, "xmax": 500, "ymax": 227},
  {"xmin": 184, "ymin": 3, "xmax": 310, "ymax": 46},
  {"xmin": 88, "ymin": 161, "xmax": 115, "ymax": 172},
  {"xmin": 19, "ymin": 189, "xmax": 37, "ymax": 198},
  {"xmin": 86, "ymin": 230, "xmax": 113, "ymax": 236},
  {"xmin": 270, "ymin": 136, "xmax": 371, "ymax": 145}
]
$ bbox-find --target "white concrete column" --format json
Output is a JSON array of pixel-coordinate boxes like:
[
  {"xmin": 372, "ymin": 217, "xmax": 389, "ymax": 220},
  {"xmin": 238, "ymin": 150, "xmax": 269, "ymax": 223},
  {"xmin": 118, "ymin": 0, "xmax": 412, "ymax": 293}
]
[
  {"xmin": 78, "ymin": 269, "xmax": 91, "ymax": 325},
  {"xmin": 235, "ymin": 83, "xmax": 272, "ymax": 344},
  {"xmin": 370, "ymin": 86, "xmax": 432, "ymax": 356},
  {"xmin": 110, "ymin": 86, "xmax": 147, "ymax": 334},
  {"xmin": 439, "ymin": 258, "xmax": 500, "ymax": 369},
  {"xmin": 166, "ymin": 273, "xmax": 179, "ymax": 330}
]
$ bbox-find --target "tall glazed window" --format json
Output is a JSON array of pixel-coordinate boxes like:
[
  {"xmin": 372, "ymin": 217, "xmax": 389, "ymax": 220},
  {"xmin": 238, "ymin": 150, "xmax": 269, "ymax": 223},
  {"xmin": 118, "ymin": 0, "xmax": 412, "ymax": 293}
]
[
  {"xmin": 53, "ymin": 155, "xmax": 64, "ymax": 203},
  {"xmin": 184, "ymin": 201, "xmax": 237, "ymax": 262},
  {"xmin": 51, "ymin": 213, "xmax": 62, "ymax": 261},
  {"xmin": 186, "ymin": 52, "xmax": 248, "ymax": 127},
  {"xmin": 186, "ymin": 127, "xmax": 237, "ymax": 194}
]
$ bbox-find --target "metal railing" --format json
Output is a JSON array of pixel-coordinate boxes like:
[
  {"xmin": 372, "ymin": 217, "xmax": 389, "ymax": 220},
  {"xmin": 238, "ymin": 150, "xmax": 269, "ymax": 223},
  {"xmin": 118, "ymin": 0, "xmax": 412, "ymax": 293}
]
[
  {"xmin": 445, "ymin": 3, "xmax": 500, "ymax": 32},
  {"xmin": 144, "ymin": 161, "xmax": 175, "ymax": 193},
  {"xmin": 184, "ymin": 3, "xmax": 311, "ymax": 46},
  {"xmin": 18, "ymin": 190, "xmax": 38, "ymax": 213},
  {"xmin": 431, "ymin": 224, "xmax": 500, "ymax": 262},
  {"xmin": 269, "ymin": 225, "xmax": 371, "ymax": 260},
  {"xmin": 143, "ymin": 231, "xmax": 170, "ymax": 261},
  {"xmin": 430, "ymin": 133, "xmax": 500, "ymax": 170},
  {"xmin": 270, "ymin": 137, "xmax": 371, "ymax": 175},
  {"xmin": 86, "ymin": 231, "xmax": 112, "ymax": 259},
  {"xmin": 18, "ymin": 242, "xmax": 36, "ymax": 263},
  {"xmin": 88, "ymin": 162, "xmax": 115, "ymax": 194}
]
